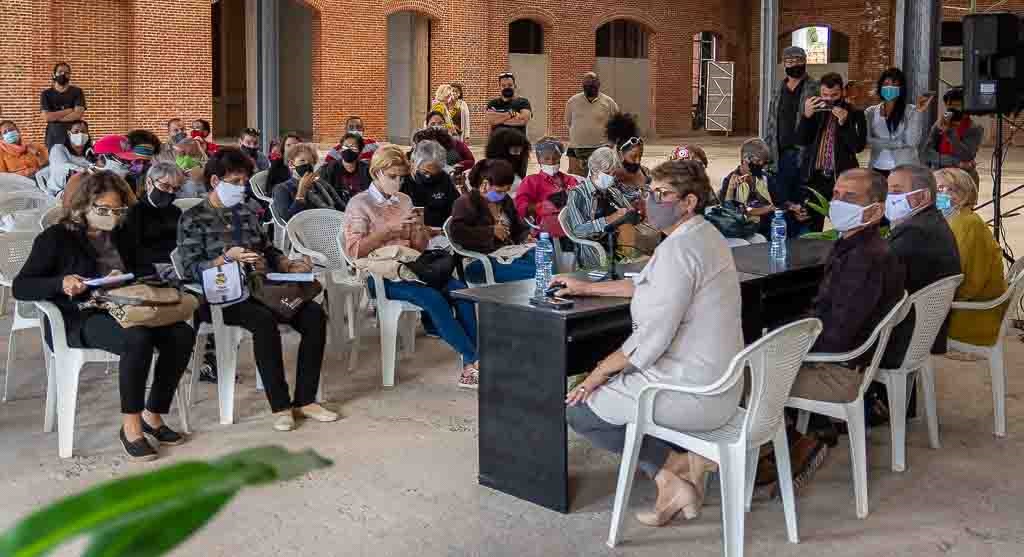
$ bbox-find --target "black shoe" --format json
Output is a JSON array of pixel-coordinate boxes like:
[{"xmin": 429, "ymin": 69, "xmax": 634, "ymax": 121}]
[
  {"xmin": 198, "ymin": 364, "xmax": 218, "ymax": 384},
  {"xmin": 120, "ymin": 428, "xmax": 158, "ymax": 461},
  {"xmin": 142, "ymin": 420, "xmax": 186, "ymax": 446}
]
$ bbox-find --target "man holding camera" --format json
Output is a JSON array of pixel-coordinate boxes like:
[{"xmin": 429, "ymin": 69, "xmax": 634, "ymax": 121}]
[
  {"xmin": 923, "ymin": 87, "xmax": 983, "ymax": 185},
  {"xmin": 796, "ymin": 72, "xmax": 868, "ymax": 232}
]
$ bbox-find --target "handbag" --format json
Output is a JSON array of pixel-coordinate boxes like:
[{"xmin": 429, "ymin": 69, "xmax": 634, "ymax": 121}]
[
  {"xmin": 249, "ymin": 274, "xmax": 323, "ymax": 320},
  {"xmin": 401, "ymin": 249, "xmax": 458, "ymax": 290},
  {"xmin": 87, "ymin": 280, "xmax": 199, "ymax": 329},
  {"xmin": 704, "ymin": 203, "xmax": 759, "ymax": 239},
  {"xmin": 201, "ymin": 262, "xmax": 250, "ymax": 306}
]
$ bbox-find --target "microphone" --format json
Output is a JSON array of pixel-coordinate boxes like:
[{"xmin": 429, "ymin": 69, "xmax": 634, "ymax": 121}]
[{"xmin": 604, "ymin": 210, "xmax": 640, "ymax": 233}]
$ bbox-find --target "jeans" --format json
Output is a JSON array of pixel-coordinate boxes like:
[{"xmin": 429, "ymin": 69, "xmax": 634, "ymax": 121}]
[
  {"xmin": 381, "ymin": 278, "xmax": 478, "ymax": 363},
  {"xmin": 199, "ymin": 299, "xmax": 327, "ymax": 412},
  {"xmin": 567, "ymin": 403, "xmax": 673, "ymax": 477},
  {"xmin": 80, "ymin": 313, "xmax": 195, "ymax": 414},
  {"xmin": 465, "ymin": 251, "xmax": 536, "ymax": 284}
]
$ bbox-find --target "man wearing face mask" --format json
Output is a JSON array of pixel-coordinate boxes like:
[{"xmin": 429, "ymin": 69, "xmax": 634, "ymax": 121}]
[
  {"xmin": 565, "ymin": 72, "xmax": 619, "ymax": 176},
  {"xmin": 796, "ymin": 73, "xmax": 868, "ymax": 232},
  {"xmin": 764, "ymin": 47, "xmax": 820, "ymax": 207},
  {"xmin": 40, "ymin": 62, "xmax": 87, "ymax": 149},
  {"xmin": 344, "ymin": 116, "xmax": 379, "ymax": 161},
  {"xmin": 720, "ymin": 138, "xmax": 789, "ymax": 238},
  {"xmin": 157, "ymin": 119, "xmax": 187, "ymax": 165},
  {"xmin": 516, "ymin": 137, "xmax": 581, "ymax": 240},
  {"xmin": 118, "ymin": 162, "xmax": 185, "ymax": 275},
  {"xmin": 924, "ymin": 88, "xmax": 983, "ymax": 185},
  {"xmin": 238, "ymin": 128, "xmax": 270, "ymax": 172},
  {"xmin": 486, "ymin": 72, "xmax": 532, "ymax": 135}
]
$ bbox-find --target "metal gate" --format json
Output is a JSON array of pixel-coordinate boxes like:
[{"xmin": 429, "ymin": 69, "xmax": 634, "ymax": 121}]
[{"xmin": 705, "ymin": 61, "xmax": 735, "ymax": 133}]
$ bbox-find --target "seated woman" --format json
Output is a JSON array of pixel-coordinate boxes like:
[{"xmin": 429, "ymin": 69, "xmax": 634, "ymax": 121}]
[
  {"xmin": 119, "ymin": 162, "xmax": 185, "ymax": 274},
  {"xmin": 515, "ymin": 137, "xmax": 581, "ymax": 241},
  {"xmin": 47, "ymin": 119, "xmax": 93, "ymax": 194},
  {"xmin": 267, "ymin": 132, "xmax": 303, "ymax": 189},
  {"xmin": 320, "ymin": 132, "xmax": 372, "ymax": 198},
  {"xmin": 647, "ymin": 144, "xmax": 709, "ymax": 230},
  {"xmin": 719, "ymin": 138, "xmax": 780, "ymax": 238},
  {"xmin": 451, "ymin": 158, "xmax": 535, "ymax": 283},
  {"xmin": 13, "ymin": 171, "xmax": 195, "ymax": 461},
  {"xmin": 564, "ymin": 147, "xmax": 633, "ymax": 269},
  {"xmin": 189, "ymin": 118, "xmax": 219, "ymax": 157},
  {"xmin": 400, "ymin": 140, "xmax": 460, "ymax": 228},
  {"xmin": 557, "ymin": 159, "xmax": 743, "ymax": 526},
  {"xmin": 935, "ymin": 168, "xmax": 1008, "ymax": 346},
  {"xmin": 344, "ymin": 146, "xmax": 480, "ymax": 389},
  {"xmin": 178, "ymin": 148, "xmax": 337, "ymax": 432},
  {"xmin": 0, "ymin": 120, "xmax": 48, "ymax": 177},
  {"xmin": 485, "ymin": 127, "xmax": 531, "ymax": 191},
  {"xmin": 414, "ymin": 120, "xmax": 475, "ymax": 172},
  {"xmin": 606, "ymin": 112, "xmax": 649, "ymax": 204},
  {"xmin": 272, "ymin": 143, "xmax": 346, "ymax": 221}
]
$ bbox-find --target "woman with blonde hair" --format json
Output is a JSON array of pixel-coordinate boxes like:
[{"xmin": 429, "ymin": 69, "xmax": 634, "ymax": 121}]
[
  {"xmin": 934, "ymin": 167, "xmax": 1008, "ymax": 346},
  {"xmin": 431, "ymin": 84, "xmax": 460, "ymax": 136}
]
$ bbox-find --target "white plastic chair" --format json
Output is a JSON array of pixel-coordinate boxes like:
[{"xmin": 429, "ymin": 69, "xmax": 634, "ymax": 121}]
[
  {"xmin": 607, "ymin": 318, "xmax": 823, "ymax": 557},
  {"xmin": 787, "ymin": 293, "xmax": 909, "ymax": 518},
  {"xmin": 338, "ymin": 226, "xmax": 420, "ymax": 387},
  {"xmin": 946, "ymin": 259, "xmax": 1024, "ymax": 438},
  {"xmin": 0, "ymin": 174, "xmax": 40, "ymax": 192},
  {"xmin": 443, "ymin": 217, "xmax": 495, "ymax": 287},
  {"xmin": 0, "ymin": 232, "xmax": 43, "ymax": 401},
  {"xmin": 173, "ymin": 197, "xmax": 204, "ymax": 211},
  {"xmin": 876, "ymin": 274, "xmax": 964, "ymax": 472},
  {"xmin": 558, "ymin": 207, "xmax": 607, "ymax": 269},
  {"xmin": 34, "ymin": 301, "xmax": 190, "ymax": 458},
  {"xmin": 0, "ymin": 191, "xmax": 50, "ymax": 230},
  {"xmin": 39, "ymin": 206, "xmax": 66, "ymax": 231},
  {"xmin": 249, "ymin": 170, "xmax": 272, "ymax": 203}
]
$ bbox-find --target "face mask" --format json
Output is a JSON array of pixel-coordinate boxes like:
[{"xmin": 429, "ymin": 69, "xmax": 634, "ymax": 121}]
[
  {"xmin": 69, "ymin": 132, "xmax": 88, "ymax": 147},
  {"xmin": 540, "ymin": 164, "xmax": 559, "ymax": 176},
  {"xmin": 583, "ymin": 84, "xmax": 599, "ymax": 98},
  {"xmin": 936, "ymin": 192, "xmax": 955, "ymax": 217},
  {"xmin": 884, "ymin": 189, "xmax": 924, "ymax": 222},
  {"xmin": 170, "ymin": 131, "xmax": 187, "ymax": 144},
  {"xmin": 148, "ymin": 186, "xmax": 176, "ymax": 209},
  {"xmin": 485, "ymin": 190, "xmax": 507, "ymax": 203},
  {"xmin": 501, "ymin": 87, "xmax": 515, "ymax": 98},
  {"xmin": 375, "ymin": 172, "xmax": 402, "ymax": 195},
  {"xmin": 54, "ymin": 74, "xmax": 70, "ymax": 86},
  {"xmin": 648, "ymin": 198, "xmax": 685, "ymax": 230},
  {"xmin": 623, "ymin": 162, "xmax": 641, "ymax": 174},
  {"xmin": 594, "ymin": 172, "xmax": 616, "ymax": 190},
  {"xmin": 293, "ymin": 163, "xmax": 314, "ymax": 178},
  {"xmin": 2, "ymin": 131, "xmax": 20, "ymax": 144},
  {"xmin": 748, "ymin": 163, "xmax": 764, "ymax": 178},
  {"xmin": 948, "ymin": 109, "xmax": 964, "ymax": 121},
  {"xmin": 341, "ymin": 149, "xmax": 360, "ymax": 163},
  {"xmin": 348, "ymin": 129, "xmax": 363, "ymax": 137},
  {"xmin": 880, "ymin": 85, "xmax": 901, "ymax": 102},
  {"xmin": 785, "ymin": 65, "xmax": 806, "ymax": 79},
  {"xmin": 829, "ymin": 200, "xmax": 873, "ymax": 232},
  {"xmin": 102, "ymin": 156, "xmax": 130, "ymax": 177},
  {"xmin": 215, "ymin": 179, "xmax": 246, "ymax": 208},
  {"xmin": 241, "ymin": 146, "xmax": 259, "ymax": 158},
  {"xmin": 190, "ymin": 130, "xmax": 209, "ymax": 140},
  {"xmin": 86, "ymin": 209, "xmax": 120, "ymax": 231},
  {"xmin": 176, "ymin": 155, "xmax": 198, "ymax": 171}
]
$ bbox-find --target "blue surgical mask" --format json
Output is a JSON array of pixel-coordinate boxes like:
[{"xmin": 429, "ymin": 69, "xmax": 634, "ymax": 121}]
[
  {"xmin": 2, "ymin": 130, "xmax": 20, "ymax": 144},
  {"xmin": 880, "ymin": 85, "xmax": 901, "ymax": 102},
  {"xmin": 594, "ymin": 172, "xmax": 616, "ymax": 190},
  {"xmin": 936, "ymin": 192, "xmax": 955, "ymax": 217},
  {"xmin": 484, "ymin": 190, "xmax": 507, "ymax": 203}
]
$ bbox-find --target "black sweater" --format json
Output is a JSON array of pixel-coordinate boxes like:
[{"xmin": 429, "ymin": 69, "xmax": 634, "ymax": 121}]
[{"xmin": 118, "ymin": 201, "xmax": 181, "ymax": 273}]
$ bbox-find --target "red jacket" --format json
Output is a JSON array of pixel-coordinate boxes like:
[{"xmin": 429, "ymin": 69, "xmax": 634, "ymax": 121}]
[{"xmin": 514, "ymin": 171, "xmax": 580, "ymax": 238}]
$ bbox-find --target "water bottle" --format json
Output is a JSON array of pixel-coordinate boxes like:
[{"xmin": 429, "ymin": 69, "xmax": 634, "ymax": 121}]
[
  {"xmin": 770, "ymin": 209, "xmax": 788, "ymax": 260},
  {"xmin": 534, "ymin": 232, "xmax": 555, "ymax": 297}
]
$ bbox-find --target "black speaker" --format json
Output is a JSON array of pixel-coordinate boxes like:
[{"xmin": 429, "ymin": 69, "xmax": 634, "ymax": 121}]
[{"xmin": 963, "ymin": 13, "xmax": 1023, "ymax": 114}]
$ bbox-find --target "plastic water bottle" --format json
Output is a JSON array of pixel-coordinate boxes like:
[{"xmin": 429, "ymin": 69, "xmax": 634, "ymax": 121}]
[
  {"xmin": 534, "ymin": 232, "xmax": 554, "ymax": 297},
  {"xmin": 770, "ymin": 209, "xmax": 788, "ymax": 261}
]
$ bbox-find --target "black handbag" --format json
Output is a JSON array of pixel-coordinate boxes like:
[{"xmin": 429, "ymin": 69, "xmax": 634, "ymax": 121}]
[
  {"xmin": 249, "ymin": 274, "xmax": 323, "ymax": 320},
  {"xmin": 402, "ymin": 249, "xmax": 458, "ymax": 290},
  {"xmin": 704, "ymin": 202, "xmax": 759, "ymax": 239}
]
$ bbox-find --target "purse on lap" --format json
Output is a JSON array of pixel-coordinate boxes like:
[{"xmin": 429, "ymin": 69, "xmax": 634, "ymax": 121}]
[
  {"xmin": 86, "ymin": 279, "xmax": 199, "ymax": 328},
  {"xmin": 248, "ymin": 273, "xmax": 323, "ymax": 321}
]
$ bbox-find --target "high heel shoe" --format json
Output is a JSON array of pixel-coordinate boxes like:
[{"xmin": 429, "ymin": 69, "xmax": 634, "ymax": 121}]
[{"xmin": 636, "ymin": 472, "xmax": 700, "ymax": 526}]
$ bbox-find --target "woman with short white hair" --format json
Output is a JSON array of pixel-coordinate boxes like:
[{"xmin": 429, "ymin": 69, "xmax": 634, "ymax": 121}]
[
  {"xmin": 400, "ymin": 140, "xmax": 460, "ymax": 228},
  {"xmin": 119, "ymin": 161, "xmax": 186, "ymax": 273},
  {"xmin": 563, "ymin": 146, "xmax": 633, "ymax": 268}
]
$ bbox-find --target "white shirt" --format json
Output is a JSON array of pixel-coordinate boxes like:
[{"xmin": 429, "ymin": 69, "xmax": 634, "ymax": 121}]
[{"xmin": 870, "ymin": 109, "xmax": 898, "ymax": 170}]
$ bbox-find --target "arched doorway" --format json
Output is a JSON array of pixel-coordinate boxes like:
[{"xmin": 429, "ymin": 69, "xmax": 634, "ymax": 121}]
[
  {"xmin": 278, "ymin": 0, "xmax": 315, "ymax": 139},
  {"xmin": 691, "ymin": 31, "xmax": 720, "ymax": 131},
  {"xmin": 777, "ymin": 26, "xmax": 850, "ymax": 82},
  {"xmin": 507, "ymin": 19, "xmax": 548, "ymax": 142},
  {"xmin": 387, "ymin": 11, "xmax": 432, "ymax": 144},
  {"xmin": 595, "ymin": 20, "xmax": 651, "ymax": 136},
  {"xmin": 212, "ymin": 0, "xmax": 248, "ymax": 139}
]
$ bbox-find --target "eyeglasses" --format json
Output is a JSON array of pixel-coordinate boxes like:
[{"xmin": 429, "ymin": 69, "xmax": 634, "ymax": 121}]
[
  {"xmin": 619, "ymin": 137, "xmax": 644, "ymax": 152},
  {"xmin": 91, "ymin": 205, "xmax": 129, "ymax": 217},
  {"xmin": 151, "ymin": 179, "xmax": 180, "ymax": 193},
  {"xmin": 649, "ymin": 189, "xmax": 678, "ymax": 203}
]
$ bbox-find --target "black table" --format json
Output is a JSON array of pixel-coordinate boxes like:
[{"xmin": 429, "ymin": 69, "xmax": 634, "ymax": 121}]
[{"xmin": 453, "ymin": 239, "xmax": 831, "ymax": 513}]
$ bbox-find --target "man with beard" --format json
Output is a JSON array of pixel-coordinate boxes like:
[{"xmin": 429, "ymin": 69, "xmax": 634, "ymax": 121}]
[
  {"xmin": 40, "ymin": 62, "xmax": 87, "ymax": 149},
  {"xmin": 486, "ymin": 72, "xmax": 532, "ymax": 135}
]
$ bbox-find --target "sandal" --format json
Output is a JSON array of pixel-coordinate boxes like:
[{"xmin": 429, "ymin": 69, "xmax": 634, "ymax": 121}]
[{"xmin": 458, "ymin": 366, "xmax": 479, "ymax": 390}]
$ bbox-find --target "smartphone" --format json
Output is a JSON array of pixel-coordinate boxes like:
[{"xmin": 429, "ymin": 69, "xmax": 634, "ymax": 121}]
[
  {"xmin": 411, "ymin": 207, "xmax": 425, "ymax": 225},
  {"xmin": 529, "ymin": 296, "xmax": 574, "ymax": 310}
]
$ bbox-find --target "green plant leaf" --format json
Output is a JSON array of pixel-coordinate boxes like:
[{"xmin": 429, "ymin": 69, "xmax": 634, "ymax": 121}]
[
  {"xmin": 800, "ymin": 230, "xmax": 840, "ymax": 241},
  {"xmin": 802, "ymin": 187, "xmax": 831, "ymax": 218}
]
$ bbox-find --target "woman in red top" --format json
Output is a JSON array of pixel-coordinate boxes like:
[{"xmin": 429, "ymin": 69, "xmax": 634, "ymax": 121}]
[{"xmin": 514, "ymin": 137, "xmax": 580, "ymax": 241}]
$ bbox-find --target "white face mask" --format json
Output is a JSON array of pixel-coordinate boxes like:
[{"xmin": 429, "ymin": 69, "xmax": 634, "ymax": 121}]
[
  {"xmin": 594, "ymin": 172, "xmax": 616, "ymax": 190},
  {"xmin": 375, "ymin": 172, "xmax": 402, "ymax": 195},
  {"xmin": 69, "ymin": 132, "xmax": 89, "ymax": 147},
  {"xmin": 215, "ymin": 179, "xmax": 246, "ymax": 208},
  {"xmin": 884, "ymin": 189, "xmax": 925, "ymax": 223},
  {"xmin": 829, "ymin": 200, "xmax": 875, "ymax": 232},
  {"xmin": 101, "ymin": 156, "xmax": 130, "ymax": 178},
  {"xmin": 540, "ymin": 164, "xmax": 559, "ymax": 176}
]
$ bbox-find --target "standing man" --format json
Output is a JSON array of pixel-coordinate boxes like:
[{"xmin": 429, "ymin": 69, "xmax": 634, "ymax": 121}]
[
  {"xmin": 796, "ymin": 72, "xmax": 868, "ymax": 231},
  {"xmin": 40, "ymin": 62, "xmax": 87, "ymax": 149},
  {"xmin": 565, "ymin": 72, "xmax": 618, "ymax": 177},
  {"xmin": 486, "ymin": 72, "xmax": 532, "ymax": 136},
  {"xmin": 764, "ymin": 47, "xmax": 819, "ymax": 224}
]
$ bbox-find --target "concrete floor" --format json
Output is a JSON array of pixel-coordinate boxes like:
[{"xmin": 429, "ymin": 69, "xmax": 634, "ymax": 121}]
[{"xmin": 1, "ymin": 137, "xmax": 1023, "ymax": 556}]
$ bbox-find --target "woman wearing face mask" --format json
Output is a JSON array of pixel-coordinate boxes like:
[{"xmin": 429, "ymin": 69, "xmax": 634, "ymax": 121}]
[
  {"xmin": 515, "ymin": 137, "xmax": 581, "ymax": 240},
  {"xmin": 430, "ymin": 84, "xmax": 461, "ymax": 137},
  {"xmin": 190, "ymin": 119, "xmax": 219, "ymax": 157},
  {"xmin": 0, "ymin": 119, "xmax": 48, "ymax": 177},
  {"xmin": 451, "ymin": 158, "xmax": 535, "ymax": 283},
  {"xmin": 267, "ymin": 132, "xmax": 303, "ymax": 189},
  {"xmin": 606, "ymin": 112, "xmax": 649, "ymax": 204},
  {"xmin": 450, "ymin": 83, "xmax": 471, "ymax": 142},
  {"xmin": 178, "ymin": 148, "xmax": 335, "ymax": 432},
  {"xmin": 171, "ymin": 137, "xmax": 208, "ymax": 198},
  {"xmin": 118, "ymin": 162, "xmax": 185, "ymax": 273},
  {"xmin": 63, "ymin": 135, "xmax": 145, "ymax": 209},
  {"xmin": 321, "ymin": 132, "xmax": 372, "ymax": 197},
  {"xmin": 934, "ymin": 168, "xmax": 1008, "ymax": 347},
  {"xmin": 719, "ymin": 138, "xmax": 783, "ymax": 238},
  {"xmin": 238, "ymin": 127, "xmax": 270, "ymax": 172},
  {"xmin": 344, "ymin": 146, "xmax": 480, "ymax": 389},
  {"xmin": 47, "ymin": 119, "xmax": 93, "ymax": 193},
  {"xmin": 399, "ymin": 140, "xmax": 460, "ymax": 228},
  {"xmin": 14, "ymin": 171, "xmax": 196, "ymax": 461},
  {"xmin": 484, "ymin": 127, "xmax": 531, "ymax": 191},
  {"xmin": 271, "ymin": 143, "xmax": 346, "ymax": 221},
  {"xmin": 564, "ymin": 147, "xmax": 633, "ymax": 269},
  {"xmin": 557, "ymin": 159, "xmax": 743, "ymax": 528},
  {"xmin": 866, "ymin": 68, "xmax": 933, "ymax": 176}
]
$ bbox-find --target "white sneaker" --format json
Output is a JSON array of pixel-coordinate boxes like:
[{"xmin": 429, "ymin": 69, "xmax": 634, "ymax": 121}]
[
  {"xmin": 296, "ymin": 403, "xmax": 339, "ymax": 423},
  {"xmin": 273, "ymin": 410, "xmax": 296, "ymax": 432}
]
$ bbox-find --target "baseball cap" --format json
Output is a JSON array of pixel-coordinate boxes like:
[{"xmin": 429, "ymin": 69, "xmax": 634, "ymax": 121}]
[{"xmin": 92, "ymin": 135, "xmax": 144, "ymax": 160}]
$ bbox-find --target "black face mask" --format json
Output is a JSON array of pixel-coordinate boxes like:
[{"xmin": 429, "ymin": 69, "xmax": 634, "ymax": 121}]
[
  {"xmin": 295, "ymin": 163, "xmax": 314, "ymax": 177},
  {"xmin": 241, "ymin": 146, "xmax": 259, "ymax": 158},
  {"xmin": 148, "ymin": 187, "xmax": 176, "ymax": 209},
  {"xmin": 501, "ymin": 87, "xmax": 515, "ymax": 98},
  {"xmin": 341, "ymin": 149, "xmax": 360, "ymax": 163},
  {"xmin": 583, "ymin": 84, "xmax": 599, "ymax": 98},
  {"xmin": 948, "ymin": 109, "xmax": 964, "ymax": 121},
  {"xmin": 54, "ymin": 74, "xmax": 70, "ymax": 86},
  {"xmin": 623, "ymin": 162, "xmax": 641, "ymax": 174},
  {"xmin": 748, "ymin": 163, "xmax": 765, "ymax": 178},
  {"xmin": 417, "ymin": 171, "xmax": 441, "ymax": 185},
  {"xmin": 785, "ymin": 65, "xmax": 806, "ymax": 79}
]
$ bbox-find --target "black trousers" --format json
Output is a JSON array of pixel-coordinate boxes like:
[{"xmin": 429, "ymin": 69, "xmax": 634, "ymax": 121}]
[
  {"xmin": 80, "ymin": 314, "xmax": 195, "ymax": 414},
  {"xmin": 200, "ymin": 299, "xmax": 327, "ymax": 412}
]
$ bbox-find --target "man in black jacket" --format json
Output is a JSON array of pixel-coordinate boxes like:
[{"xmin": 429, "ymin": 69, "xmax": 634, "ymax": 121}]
[{"xmin": 796, "ymin": 72, "xmax": 868, "ymax": 232}]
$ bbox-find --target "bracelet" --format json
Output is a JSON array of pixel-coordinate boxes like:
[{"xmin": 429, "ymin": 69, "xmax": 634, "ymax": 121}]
[{"xmin": 223, "ymin": 253, "xmax": 233, "ymax": 264}]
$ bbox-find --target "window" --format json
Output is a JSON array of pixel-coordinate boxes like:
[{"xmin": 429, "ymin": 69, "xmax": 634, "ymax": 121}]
[
  {"xmin": 509, "ymin": 19, "xmax": 544, "ymax": 54},
  {"xmin": 781, "ymin": 26, "xmax": 849, "ymax": 64},
  {"xmin": 692, "ymin": 32, "xmax": 718, "ymax": 111},
  {"xmin": 596, "ymin": 20, "xmax": 648, "ymax": 59},
  {"xmin": 942, "ymin": 22, "xmax": 963, "ymax": 47}
]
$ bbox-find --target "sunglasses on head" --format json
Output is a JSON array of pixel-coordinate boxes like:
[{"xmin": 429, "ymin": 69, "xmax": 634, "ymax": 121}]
[{"xmin": 619, "ymin": 137, "xmax": 644, "ymax": 151}]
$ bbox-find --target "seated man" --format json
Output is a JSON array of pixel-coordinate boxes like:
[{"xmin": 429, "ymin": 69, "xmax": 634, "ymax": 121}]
[
  {"xmin": 0, "ymin": 120, "xmax": 48, "ymax": 177},
  {"xmin": 335, "ymin": 116, "xmax": 378, "ymax": 162},
  {"xmin": 238, "ymin": 127, "xmax": 270, "ymax": 172}
]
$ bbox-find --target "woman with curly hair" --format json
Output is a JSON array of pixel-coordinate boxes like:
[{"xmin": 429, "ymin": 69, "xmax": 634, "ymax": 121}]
[
  {"xmin": 605, "ymin": 112, "xmax": 649, "ymax": 205},
  {"xmin": 484, "ymin": 127, "xmax": 531, "ymax": 191},
  {"xmin": 414, "ymin": 119, "xmax": 476, "ymax": 171}
]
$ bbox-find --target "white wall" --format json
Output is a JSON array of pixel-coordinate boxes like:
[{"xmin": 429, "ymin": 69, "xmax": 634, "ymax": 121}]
[
  {"xmin": 508, "ymin": 53, "xmax": 549, "ymax": 142},
  {"xmin": 595, "ymin": 57, "xmax": 650, "ymax": 136},
  {"xmin": 278, "ymin": 0, "xmax": 313, "ymax": 139}
]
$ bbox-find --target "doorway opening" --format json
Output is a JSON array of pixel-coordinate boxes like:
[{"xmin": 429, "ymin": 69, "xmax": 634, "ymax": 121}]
[
  {"xmin": 212, "ymin": 0, "xmax": 248, "ymax": 139},
  {"xmin": 387, "ymin": 11, "xmax": 432, "ymax": 144},
  {"xmin": 508, "ymin": 19, "xmax": 548, "ymax": 142},
  {"xmin": 595, "ymin": 20, "xmax": 651, "ymax": 136}
]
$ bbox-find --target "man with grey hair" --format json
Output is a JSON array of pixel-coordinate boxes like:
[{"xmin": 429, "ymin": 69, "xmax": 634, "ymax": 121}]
[
  {"xmin": 119, "ymin": 161, "xmax": 186, "ymax": 274},
  {"xmin": 564, "ymin": 146, "xmax": 632, "ymax": 268},
  {"xmin": 401, "ymin": 139, "xmax": 460, "ymax": 228},
  {"xmin": 565, "ymin": 72, "xmax": 619, "ymax": 176},
  {"xmin": 721, "ymin": 138, "xmax": 797, "ymax": 237},
  {"xmin": 764, "ymin": 45, "xmax": 820, "ymax": 220}
]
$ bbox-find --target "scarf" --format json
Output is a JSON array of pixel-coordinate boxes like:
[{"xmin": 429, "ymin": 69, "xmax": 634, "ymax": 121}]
[
  {"xmin": 938, "ymin": 117, "xmax": 972, "ymax": 155},
  {"xmin": 815, "ymin": 114, "xmax": 838, "ymax": 173},
  {"xmin": 0, "ymin": 142, "xmax": 28, "ymax": 157}
]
